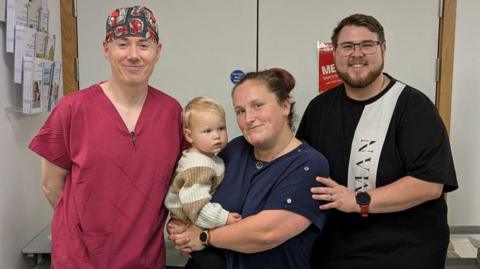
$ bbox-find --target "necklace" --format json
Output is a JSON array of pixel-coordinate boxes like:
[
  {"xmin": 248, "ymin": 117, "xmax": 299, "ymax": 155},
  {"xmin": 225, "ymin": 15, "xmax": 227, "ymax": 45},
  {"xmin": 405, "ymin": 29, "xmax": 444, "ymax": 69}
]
[{"xmin": 254, "ymin": 134, "xmax": 295, "ymax": 170}]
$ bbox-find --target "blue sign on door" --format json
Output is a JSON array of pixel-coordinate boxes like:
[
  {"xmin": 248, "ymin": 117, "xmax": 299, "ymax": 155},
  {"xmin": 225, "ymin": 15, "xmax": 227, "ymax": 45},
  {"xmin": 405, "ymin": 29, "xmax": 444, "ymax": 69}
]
[{"xmin": 230, "ymin": 70, "xmax": 245, "ymax": 85}]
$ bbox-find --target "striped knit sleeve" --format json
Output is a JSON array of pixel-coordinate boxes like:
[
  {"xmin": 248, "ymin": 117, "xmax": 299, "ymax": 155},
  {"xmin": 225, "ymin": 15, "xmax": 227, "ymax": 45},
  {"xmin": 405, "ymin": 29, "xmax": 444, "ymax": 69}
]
[
  {"xmin": 177, "ymin": 166, "xmax": 229, "ymax": 228},
  {"xmin": 164, "ymin": 171, "xmax": 187, "ymax": 222},
  {"xmin": 195, "ymin": 201, "xmax": 229, "ymax": 229}
]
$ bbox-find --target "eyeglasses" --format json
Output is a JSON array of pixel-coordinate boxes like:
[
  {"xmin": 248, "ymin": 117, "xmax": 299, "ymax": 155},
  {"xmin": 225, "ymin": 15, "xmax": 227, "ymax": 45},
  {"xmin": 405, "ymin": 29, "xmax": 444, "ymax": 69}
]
[{"xmin": 336, "ymin": 41, "xmax": 382, "ymax": 56}]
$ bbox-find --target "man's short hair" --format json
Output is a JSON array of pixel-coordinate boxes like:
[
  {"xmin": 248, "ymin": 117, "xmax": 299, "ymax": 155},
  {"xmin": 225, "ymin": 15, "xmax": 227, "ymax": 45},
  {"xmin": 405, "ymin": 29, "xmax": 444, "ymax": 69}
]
[
  {"xmin": 183, "ymin": 96, "xmax": 225, "ymax": 129},
  {"xmin": 331, "ymin": 14, "xmax": 385, "ymax": 47}
]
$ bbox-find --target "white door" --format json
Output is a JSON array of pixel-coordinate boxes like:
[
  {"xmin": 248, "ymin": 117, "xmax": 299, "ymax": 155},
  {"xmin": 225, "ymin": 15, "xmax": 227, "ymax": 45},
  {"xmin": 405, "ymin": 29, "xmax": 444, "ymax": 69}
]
[
  {"xmin": 258, "ymin": 0, "xmax": 440, "ymax": 128},
  {"xmin": 78, "ymin": 1, "xmax": 440, "ymax": 136}
]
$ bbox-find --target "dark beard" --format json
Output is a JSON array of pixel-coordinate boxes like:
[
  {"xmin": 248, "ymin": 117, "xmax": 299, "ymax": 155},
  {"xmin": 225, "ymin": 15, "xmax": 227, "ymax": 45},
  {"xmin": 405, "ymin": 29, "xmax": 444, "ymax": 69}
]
[{"xmin": 336, "ymin": 61, "xmax": 384, "ymax": 88}]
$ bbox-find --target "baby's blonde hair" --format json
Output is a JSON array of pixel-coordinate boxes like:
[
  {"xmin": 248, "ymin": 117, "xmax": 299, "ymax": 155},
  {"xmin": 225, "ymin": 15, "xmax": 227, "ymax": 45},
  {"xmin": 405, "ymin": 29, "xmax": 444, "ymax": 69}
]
[{"xmin": 183, "ymin": 96, "xmax": 225, "ymax": 129}]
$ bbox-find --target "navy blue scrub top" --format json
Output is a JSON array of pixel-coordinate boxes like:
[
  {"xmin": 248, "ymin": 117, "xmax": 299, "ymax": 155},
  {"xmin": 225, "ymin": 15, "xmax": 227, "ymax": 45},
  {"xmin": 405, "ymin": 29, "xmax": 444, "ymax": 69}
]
[{"xmin": 213, "ymin": 136, "xmax": 329, "ymax": 269}]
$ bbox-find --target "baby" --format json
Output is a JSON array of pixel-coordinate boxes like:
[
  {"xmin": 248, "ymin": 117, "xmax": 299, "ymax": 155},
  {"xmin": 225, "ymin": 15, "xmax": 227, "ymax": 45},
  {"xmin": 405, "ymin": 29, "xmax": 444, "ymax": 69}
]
[{"xmin": 165, "ymin": 96, "xmax": 241, "ymax": 228}]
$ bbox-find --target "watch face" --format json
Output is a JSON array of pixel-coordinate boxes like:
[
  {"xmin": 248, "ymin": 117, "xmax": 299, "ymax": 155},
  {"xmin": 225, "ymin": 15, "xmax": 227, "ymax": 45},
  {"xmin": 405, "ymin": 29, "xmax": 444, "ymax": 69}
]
[
  {"xmin": 199, "ymin": 231, "xmax": 208, "ymax": 243},
  {"xmin": 356, "ymin": 192, "xmax": 371, "ymax": 205}
]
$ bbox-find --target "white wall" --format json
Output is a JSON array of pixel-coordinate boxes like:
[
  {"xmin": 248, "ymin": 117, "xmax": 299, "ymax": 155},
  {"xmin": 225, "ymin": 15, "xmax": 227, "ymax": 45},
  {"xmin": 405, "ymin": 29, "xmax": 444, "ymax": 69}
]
[
  {"xmin": 77, "ymin": 0, "xmax": 257, "ymax": 139},
  {"xmin": 0, "ymin": 4, "xmax": 477, "ymax": 268},
  {"xmin": 258, "ymin": 0, "xmax": 440, "ymax": 124},
  {"xmin": 447, "ymin": 0, "xmax": 480, "ymax": 226},
  {"xmin": 77, "ymin": 0, "xmax": 440, "ymax": 142},
  {"xmin": 0, "ymin": 0, "xmax": 61, "ymax": 267}
]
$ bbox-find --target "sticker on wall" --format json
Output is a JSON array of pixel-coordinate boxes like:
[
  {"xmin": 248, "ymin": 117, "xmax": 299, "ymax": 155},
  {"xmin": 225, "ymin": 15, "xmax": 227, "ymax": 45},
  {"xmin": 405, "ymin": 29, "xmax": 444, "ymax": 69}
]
[{"xmin": 230, "ymin": 69, "xmax": 245, "ymax": 85}]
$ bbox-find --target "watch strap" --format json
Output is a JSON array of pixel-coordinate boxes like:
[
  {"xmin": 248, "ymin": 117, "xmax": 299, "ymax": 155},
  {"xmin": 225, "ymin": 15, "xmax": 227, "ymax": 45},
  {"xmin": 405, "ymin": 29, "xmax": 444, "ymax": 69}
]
[
  {"xmin": 356, "ymin": 191, "xmax": 371, "ymax": 217},
  {"xmin": 359, "ymin": 204, "xmax": 369, "ymax": 217}
]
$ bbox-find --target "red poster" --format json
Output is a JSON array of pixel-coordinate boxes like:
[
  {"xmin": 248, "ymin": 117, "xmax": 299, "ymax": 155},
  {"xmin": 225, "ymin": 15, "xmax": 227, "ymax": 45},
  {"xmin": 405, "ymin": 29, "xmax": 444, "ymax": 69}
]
[{"xmin": 318, "ymin": 42, "xmax": 342, "ymax": 93}]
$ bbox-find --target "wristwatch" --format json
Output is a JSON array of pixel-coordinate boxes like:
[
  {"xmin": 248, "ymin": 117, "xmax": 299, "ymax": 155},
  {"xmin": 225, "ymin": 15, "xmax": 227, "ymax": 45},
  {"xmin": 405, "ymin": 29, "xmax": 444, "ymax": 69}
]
[
  {"xmin": 199, "ymin": 230, "xmax": 210, "ymax": 246},
  {"xmin": 355, "ymin": 191, "xmax": 371, "ymax": 217}
]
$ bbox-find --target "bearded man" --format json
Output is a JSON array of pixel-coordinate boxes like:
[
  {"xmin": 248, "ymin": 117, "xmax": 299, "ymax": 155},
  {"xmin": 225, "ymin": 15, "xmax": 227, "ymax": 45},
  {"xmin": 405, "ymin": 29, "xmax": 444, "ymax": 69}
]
[{"xmin": 297, "ymin": 13, "xmax": 457, "ymax": 269}]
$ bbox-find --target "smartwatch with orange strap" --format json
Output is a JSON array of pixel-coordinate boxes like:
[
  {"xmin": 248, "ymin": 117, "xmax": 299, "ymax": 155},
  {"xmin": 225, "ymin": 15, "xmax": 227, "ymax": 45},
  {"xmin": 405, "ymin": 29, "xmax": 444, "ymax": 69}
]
[{"xmin": 355, "ymin": 191, "xmax": 371, "ymax": 217}]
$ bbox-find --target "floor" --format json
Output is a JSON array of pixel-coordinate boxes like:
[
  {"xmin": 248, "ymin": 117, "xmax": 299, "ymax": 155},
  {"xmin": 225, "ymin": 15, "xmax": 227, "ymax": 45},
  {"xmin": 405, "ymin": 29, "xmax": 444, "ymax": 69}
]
[
  {"xmin": 446, "ymin": 259, "xmax": 479, "ymax": 269},
  {"xmin": 26, "ymin": 234, "xmax": 480, "ymax": 268},
  {"xmin": 30, "ymin": 257, "xmax": 479, "ymax": 269},
  {"xmin": 450, "ymin": 235, "xmax": 480, "ymax": 258}
]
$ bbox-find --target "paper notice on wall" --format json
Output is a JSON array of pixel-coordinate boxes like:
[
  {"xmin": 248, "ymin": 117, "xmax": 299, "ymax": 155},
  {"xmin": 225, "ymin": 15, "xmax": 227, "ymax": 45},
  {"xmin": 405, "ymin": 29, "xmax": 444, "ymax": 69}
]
[
  {"xmin": 14, "ymin": 26, "xmax": 35, "ymax": 83},
  {"xmin": 38, "ymin": 6, "xmax": 48, "ymax": 32},
  {"xmin": 26, "ymin": 0, "xmax": 41, "ymax": 29},
  {"xmin": 31, "ymin": 58, "xmax": 45, "ymax": 113},
  {"xmin": 36, "ymin": 33, "xmax": 55, "ymax": 60},
  {"xmin": 49, "ymin": 61, "xmax": 61, "ymax": 111},
  {"xmin": 0, "ymin": 0, "xmax": 5, "ymax": 21},
  {"xmin": 41, "ymin": 60, "xmax": 53, "ymax": 111},
  {"xmin": 6, "ymin": 0, "xmax": 28, "ymax": 53},
  {"xmin": 22, "ymin": 57, "xmax": 33, "ymax": 114},
  {"xmin": 45, "ymin": 34, "xmax": 55, "ymax": 60},
  {"xmin": 23, "ymin": 26, "xmax": 36, "ymax": 57},
  {"xmin": 35, "ymin": 31, "xmax": 47, "ymax": 58},
  {"xmin": 14, "ymin": 25, "xmax": 25, "ymax": 83},
  {"xmin": 317, "ymin": 41, "xmax": 342, "ymax": 93},
  {"xmin": 22, "ymin": 57, "xmax": 45, "ymax": 114},
  {"xmin": 15, "ymin": 0, "xmax": 27, "ymax": 26},
  {"xmin": 6, "ymin": 0, "xmax": 15, "ymax": 52}
]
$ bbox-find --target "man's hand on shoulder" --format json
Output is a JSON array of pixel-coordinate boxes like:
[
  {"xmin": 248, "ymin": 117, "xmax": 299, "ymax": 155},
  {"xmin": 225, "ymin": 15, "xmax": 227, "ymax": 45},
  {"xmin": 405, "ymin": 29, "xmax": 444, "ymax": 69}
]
[{"xmin": 311, "ymin": 177, "xmax": 359, "ymax": 213}]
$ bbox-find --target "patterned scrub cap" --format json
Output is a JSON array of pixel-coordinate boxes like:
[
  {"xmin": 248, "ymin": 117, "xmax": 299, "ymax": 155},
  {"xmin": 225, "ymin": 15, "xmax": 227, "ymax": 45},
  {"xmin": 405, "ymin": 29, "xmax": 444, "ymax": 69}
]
[{"xmin": 105, "ymin": 6, "xmax": 159, "ymax": 43}]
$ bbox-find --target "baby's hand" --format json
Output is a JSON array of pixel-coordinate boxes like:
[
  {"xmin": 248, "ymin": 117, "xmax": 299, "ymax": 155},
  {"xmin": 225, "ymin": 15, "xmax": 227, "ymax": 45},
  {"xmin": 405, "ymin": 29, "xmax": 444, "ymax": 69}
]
[{"xmin": 226, "ymin": 212, "xmax": 242, "ymax": 225}]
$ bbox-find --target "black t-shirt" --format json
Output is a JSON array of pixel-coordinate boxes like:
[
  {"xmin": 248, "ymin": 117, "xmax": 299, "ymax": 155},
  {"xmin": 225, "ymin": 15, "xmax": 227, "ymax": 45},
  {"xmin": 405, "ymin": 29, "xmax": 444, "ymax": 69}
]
[{"xmin": 296, "ymin": 74, "xmax": 457, "ymax": 269}]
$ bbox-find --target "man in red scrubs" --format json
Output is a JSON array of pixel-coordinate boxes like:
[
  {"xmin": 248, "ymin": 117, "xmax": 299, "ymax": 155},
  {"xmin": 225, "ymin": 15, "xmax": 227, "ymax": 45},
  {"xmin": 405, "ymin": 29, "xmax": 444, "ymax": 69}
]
[{"xmin": 29, "ymin": 6, "xmax": 185, "ymax": 268}]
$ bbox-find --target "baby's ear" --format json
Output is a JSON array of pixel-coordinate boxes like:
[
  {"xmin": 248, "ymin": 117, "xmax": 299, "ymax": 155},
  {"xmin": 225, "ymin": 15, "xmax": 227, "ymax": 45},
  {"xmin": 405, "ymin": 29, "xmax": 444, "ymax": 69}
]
[{"xmin": 183, "ymin": 128, "xmax": 194, "ymax": 144}]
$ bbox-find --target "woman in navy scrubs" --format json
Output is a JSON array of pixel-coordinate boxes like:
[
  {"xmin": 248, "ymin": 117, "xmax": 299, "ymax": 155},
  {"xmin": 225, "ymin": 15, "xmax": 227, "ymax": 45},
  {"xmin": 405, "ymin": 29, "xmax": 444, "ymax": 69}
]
[{"xmin": 169, "ymin": 68, "xmax": 329, "ymax": 269}]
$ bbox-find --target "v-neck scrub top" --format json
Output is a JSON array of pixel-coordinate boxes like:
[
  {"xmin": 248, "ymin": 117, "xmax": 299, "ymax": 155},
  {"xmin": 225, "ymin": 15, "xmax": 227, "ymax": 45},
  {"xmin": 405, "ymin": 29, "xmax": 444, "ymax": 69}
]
[{"xmin": 29, "ymin": 84, "xmax": 185, "ymax": 269}]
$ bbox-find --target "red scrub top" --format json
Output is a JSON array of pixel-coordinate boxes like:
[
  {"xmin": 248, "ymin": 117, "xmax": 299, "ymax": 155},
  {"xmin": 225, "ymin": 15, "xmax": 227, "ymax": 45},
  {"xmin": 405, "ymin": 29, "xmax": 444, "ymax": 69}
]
[{"xmin": 29, "ymin": 84, "xmax": 185, "ymax": 269}]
